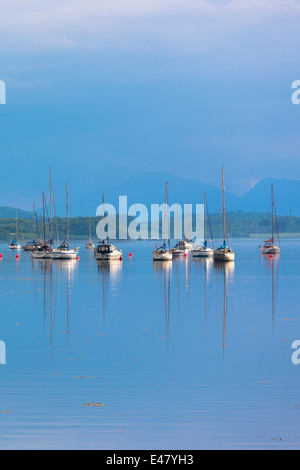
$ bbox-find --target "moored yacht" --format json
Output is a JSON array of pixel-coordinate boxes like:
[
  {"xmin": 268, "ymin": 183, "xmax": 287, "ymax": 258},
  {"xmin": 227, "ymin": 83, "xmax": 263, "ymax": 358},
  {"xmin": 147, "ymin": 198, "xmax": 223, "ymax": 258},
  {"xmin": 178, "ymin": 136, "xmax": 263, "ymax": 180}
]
[
  {"xmin": 259, "ymin": 241, "xmax": 280, "ymax": 255},
  {"xmin": 32, "ymin": 243, "xmax": 53, "ymax": 259},
  {"xmin": 86, "ymin": 241, "xmax": 95, "ymax": 250},
  {"xmin": 9, "ymin": 240, "xmax": 21, "ymax": 250},
  {"xmin": 171, "ymin": 246, "xmax": 184, "ymax": 257},
  {"xmin": 51, "ymin": 184, "xmax": 78, "ymax": 260},
  {"xmin": 9, "ymin": 202, "xmax": 21, "ymax": 250},
  {"xmin": 86, "ymin": 209, "xmax": 95, "ymax": 250},
  {"xmin": 259, "ymin": 185, "xmax": 281, "ymax": 255},
  {"xmin": 177, "ymin": 239, "xmax": 194, "ymax": 251},
  {"xmin": 94, "ymin": 241, "xmax": 122, "ymax": 260},
  {"xmin": 214, "ymin": 245, "xmax": 235, "ymax": 262},
  {"xmin": 192, "ymin": 242, "xmax": 214, "ymax": 258},
  {"xmin": 192, "ymin": 192, "xmax": 214, "ymax": 258},
  {"xmin": 23, "ymin": 240, "xmax": 42, "ymax": 252},
  {"xmin": 153, "ymin": 243, "xmax": 173, "ymax": 261},
  {"xmin": 213, "ymin": 168, "xmax": 235, "ymax": 262},
  {"xmin": 52, "ymin": 242, "xmax": 78, "ymax": 260},
  {"xmin": 153, "ymin": 182, "xmax": 173, "ymax": 261},
  {"xmin": 32, "ymin": 193, "xmax": 53, "ymax": 259}
]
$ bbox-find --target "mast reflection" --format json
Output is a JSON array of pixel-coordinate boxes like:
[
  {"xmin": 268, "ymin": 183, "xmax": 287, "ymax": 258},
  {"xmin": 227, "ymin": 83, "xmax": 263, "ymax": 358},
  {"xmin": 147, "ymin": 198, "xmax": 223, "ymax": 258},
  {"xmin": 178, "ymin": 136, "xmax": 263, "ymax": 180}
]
[
  {"xmin": 262, "ymin": 255, "xmax": 280, "ymax": 330},
  {"xmin": 97, "ymin": 260, "xmax": 122, "ymax": 326},
  {"xmin": 213, "ymin": 261, "xmax": 235, "ymax": 360},
  {"xmin": 153, "ymin": 261, "xmax": 172, "ymax": 350}
]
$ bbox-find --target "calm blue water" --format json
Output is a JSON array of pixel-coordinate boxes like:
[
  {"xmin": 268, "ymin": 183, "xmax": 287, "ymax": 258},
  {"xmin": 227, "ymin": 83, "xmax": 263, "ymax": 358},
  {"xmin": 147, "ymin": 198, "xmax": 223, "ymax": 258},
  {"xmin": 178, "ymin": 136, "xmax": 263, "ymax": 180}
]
[{"xmin": 0, "ymin": 239, "xmax": 299, "ymax": 450}]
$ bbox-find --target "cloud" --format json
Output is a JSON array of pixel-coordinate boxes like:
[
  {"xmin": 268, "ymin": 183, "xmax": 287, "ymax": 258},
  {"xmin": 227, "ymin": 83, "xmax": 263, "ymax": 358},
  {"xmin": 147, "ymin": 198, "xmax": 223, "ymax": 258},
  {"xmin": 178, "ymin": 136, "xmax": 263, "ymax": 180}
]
[{"xmin": 0, "ymin": 0, "xmax": 299, "ymax": 55}]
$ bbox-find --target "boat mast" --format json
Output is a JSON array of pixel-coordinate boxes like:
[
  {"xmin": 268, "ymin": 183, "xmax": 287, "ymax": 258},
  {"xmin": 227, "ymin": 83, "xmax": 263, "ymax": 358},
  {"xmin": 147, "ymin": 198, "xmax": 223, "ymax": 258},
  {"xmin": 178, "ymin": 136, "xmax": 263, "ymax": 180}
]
[
  {"xmin": 89, "ymin": 208, "xmax": 92, "ymax": 242},
  {"xmin": 272, "ymin": 184, "xmax": 280, "ymax": 247},
  {"xmin": 222, "ymin": 167, "xmax": 226, "ymax": 246},
  {"xmin": 164, "ymin": 182, "xmax": 168, "ymax": 248},
  {"xmin": 102, "ymin": 194, "xmax": 106, "ymax": 241},
  {"xmin": 33, "ymin": 202, "xmax": 36, "ymax": 241},
  {"xmin": 50, "ymin": 167, "xmax": 53, "ymax": 243},
  {"xmin": 50, "ymin": 176, "xmax": 59, "ymax": 246},
  {"xmin": 16, "ymin": 200, "xmax": 18, "ymax": 243},
  {"xmin": 271, "ymin": 184, "xmax": 274, "ymax": 243},
  {"xmin": 66, "ymin": 183, "xmax": 69, "ymax": 248},
  {"xmin": 204, "ymin": 192, "xmax": 207, "ymax": 244},
  {"xmin": 43, "ymin": 192, "xmax": 46, "ymax": 243}
]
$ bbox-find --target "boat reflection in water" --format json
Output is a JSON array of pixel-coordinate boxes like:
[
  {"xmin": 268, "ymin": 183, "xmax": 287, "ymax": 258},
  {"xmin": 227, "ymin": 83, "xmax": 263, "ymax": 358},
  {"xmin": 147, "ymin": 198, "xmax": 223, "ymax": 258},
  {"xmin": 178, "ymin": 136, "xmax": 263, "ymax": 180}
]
[
  {"xmin": 31, "ymin": 258, "xmax": 77, "ymax": 358},
  {"xmin": 96, "ymin": 260, "xmax": 122, "ymax": 289},
  {"xmin": 192, "ymin": 257, "xmax": 214, "ymax": 329},
  {"xmin": 97, "ymin": 260, "xmax": 123, "ymax": 325},
  {"xmin": 213, "ymin": 261, "xmax": 235, "ymax": 360},
  {"xmin": 153, "ymin": 261, "xmax": 172, "ymax": 350},
  {"xmin": 262, "ymin": 254, "xmax": 280, "ymax": 330}
]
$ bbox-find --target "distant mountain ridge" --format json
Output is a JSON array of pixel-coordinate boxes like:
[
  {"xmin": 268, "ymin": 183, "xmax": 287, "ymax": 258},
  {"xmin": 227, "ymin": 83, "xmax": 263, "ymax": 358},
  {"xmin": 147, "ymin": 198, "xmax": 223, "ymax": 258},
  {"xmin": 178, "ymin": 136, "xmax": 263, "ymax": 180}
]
[
  {"xmin": 0, "ymin": 206, "xmax": 32, "ymax": 219},
  {"xmin": 1, "ymin": 174, "xmax": 300, "ymax": 216},
  {"xmin": 67, "ymin": 174, "xmax": 300, "ymax": 216},
  {"xmin": 237, "ymin": 178, "xmax": 300, "ymax": 215}
]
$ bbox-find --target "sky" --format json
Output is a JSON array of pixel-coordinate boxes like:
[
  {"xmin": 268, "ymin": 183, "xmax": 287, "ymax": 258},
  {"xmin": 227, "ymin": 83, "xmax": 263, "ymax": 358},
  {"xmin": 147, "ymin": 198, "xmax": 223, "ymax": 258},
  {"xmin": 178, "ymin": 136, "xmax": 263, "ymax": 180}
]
[{"xmin": 1, "ymin": 0, "xmax": 300, "ymax": 209}]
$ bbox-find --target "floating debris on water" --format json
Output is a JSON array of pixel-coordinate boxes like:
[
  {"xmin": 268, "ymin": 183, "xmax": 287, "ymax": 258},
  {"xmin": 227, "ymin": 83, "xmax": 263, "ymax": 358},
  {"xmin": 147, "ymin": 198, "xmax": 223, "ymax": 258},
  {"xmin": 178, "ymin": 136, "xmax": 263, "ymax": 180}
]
[{"xmin": 83, "ymin": 403, "xmax": 104, "ymax": 408}]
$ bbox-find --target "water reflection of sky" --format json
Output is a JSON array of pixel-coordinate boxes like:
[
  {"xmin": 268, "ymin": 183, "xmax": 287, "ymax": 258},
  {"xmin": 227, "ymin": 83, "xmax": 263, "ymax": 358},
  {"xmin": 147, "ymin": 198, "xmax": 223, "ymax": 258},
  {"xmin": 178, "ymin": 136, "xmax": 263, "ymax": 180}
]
[{"xmin": 0, "ymin": 240, "xmax": 299, "ymax": 449}]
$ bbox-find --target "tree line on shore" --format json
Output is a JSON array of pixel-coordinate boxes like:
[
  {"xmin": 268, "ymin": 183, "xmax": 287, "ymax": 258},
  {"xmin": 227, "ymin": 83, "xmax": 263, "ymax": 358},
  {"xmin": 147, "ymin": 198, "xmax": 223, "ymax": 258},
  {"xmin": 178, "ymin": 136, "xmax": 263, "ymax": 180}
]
[{"xmin": 1, "ymin": 211, "xmax": 300, "ymax": 242}]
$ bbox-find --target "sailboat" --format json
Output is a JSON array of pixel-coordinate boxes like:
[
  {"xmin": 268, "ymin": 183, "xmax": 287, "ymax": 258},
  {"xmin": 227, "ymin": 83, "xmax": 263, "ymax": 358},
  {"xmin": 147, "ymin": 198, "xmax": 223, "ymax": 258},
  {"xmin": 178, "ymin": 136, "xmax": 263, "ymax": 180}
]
[
  {"xmin": 9, "ymin": 201, "xmax": 21, "ymax": 250},
  {"xmin": 153, "ymin": 182, "xmax": 173, "ymax": 261},
  {"xmin": 171, "ymin": 204, "xmax": 184, "ymax": 256},
  {"xmin": 94, "ymin": 194, "xmax": 122, "ymax": 260},
  {"xmin": 23, "ymin": 202, "xmax": 42, "ymax": 251},
  {"xmin": 259, "ymin": 184, "xmax": 281, "ymax": 255},
  {"xmin": 213, "ymin": 168, "xmax": 235, "ymax": 262},
  {"xmin": 86, "ymin": 209, "xmax": 95, "ymax": 250},
  {"xmin": 32, "ymin": 193, "xmax": 53, "ymax": 259},
  {"xmin": 175, "ymin": 202, "xmax": 195, "ymax": 251},
  {"xmin": 192, "ymin": 192, "xmax": 214, "ymax": 258},
  {"xmin": 52, "ymin": 184, "xmax": 78, "ymax": 260}
]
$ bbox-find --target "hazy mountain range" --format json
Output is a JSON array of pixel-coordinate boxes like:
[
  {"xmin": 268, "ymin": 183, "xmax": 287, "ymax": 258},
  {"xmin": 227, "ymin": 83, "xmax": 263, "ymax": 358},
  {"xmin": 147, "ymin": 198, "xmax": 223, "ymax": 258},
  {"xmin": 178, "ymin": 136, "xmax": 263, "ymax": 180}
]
[{"xmin": 2, "ymin": 174, "xmax": 300, "ymax": 218}]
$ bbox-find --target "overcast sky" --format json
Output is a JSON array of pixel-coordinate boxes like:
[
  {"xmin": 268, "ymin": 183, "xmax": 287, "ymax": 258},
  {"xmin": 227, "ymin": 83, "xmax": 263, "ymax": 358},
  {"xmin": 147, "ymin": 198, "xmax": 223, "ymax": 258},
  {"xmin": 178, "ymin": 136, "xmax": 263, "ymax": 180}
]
[{"xmin": 1, "ymin": 0, "xmax": 300, "ymax": 208}]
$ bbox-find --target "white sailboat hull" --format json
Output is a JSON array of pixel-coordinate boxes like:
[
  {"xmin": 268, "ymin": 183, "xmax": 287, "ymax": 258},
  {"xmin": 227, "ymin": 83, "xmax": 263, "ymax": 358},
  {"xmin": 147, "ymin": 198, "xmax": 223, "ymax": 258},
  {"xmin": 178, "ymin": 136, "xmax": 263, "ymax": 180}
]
[
  {"xmin": 259, "ymin": 246, "xmax": 280, "ymax": 255},
  {"xmin": 172, "ymin": 249, "xmax": 184, "ymax": 257},
  {"xmin": 95, "ymin": 251, "xmax": 122, "ymax": 260},
  {"xmin": 177, "ymin": 242, "xmax": 194, "ymax": 251},
  {"xmin": 32, "ymin": 251, "xmax": 52, "ymax": 259},
  {"xmin": 9, "ymin": 245, "xmax": 20, "ymax": 250},
  {"xmin": 86, "ymin": 242, "xmax": 95, "ymax": 250},
  {"xmin": 52, "ymin": 250, "xmax": 77, "ymax": 260},
  {"xmin": 153, "ymin": 251, "xmax": 173, "ymax": 261},
  {"xmin": 192, "ymin": 248, "xmax": 214, "ymax": 258},
  {"xmin": 214, "ymin": 251, "xmax": 235, "ymax": 262}
]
